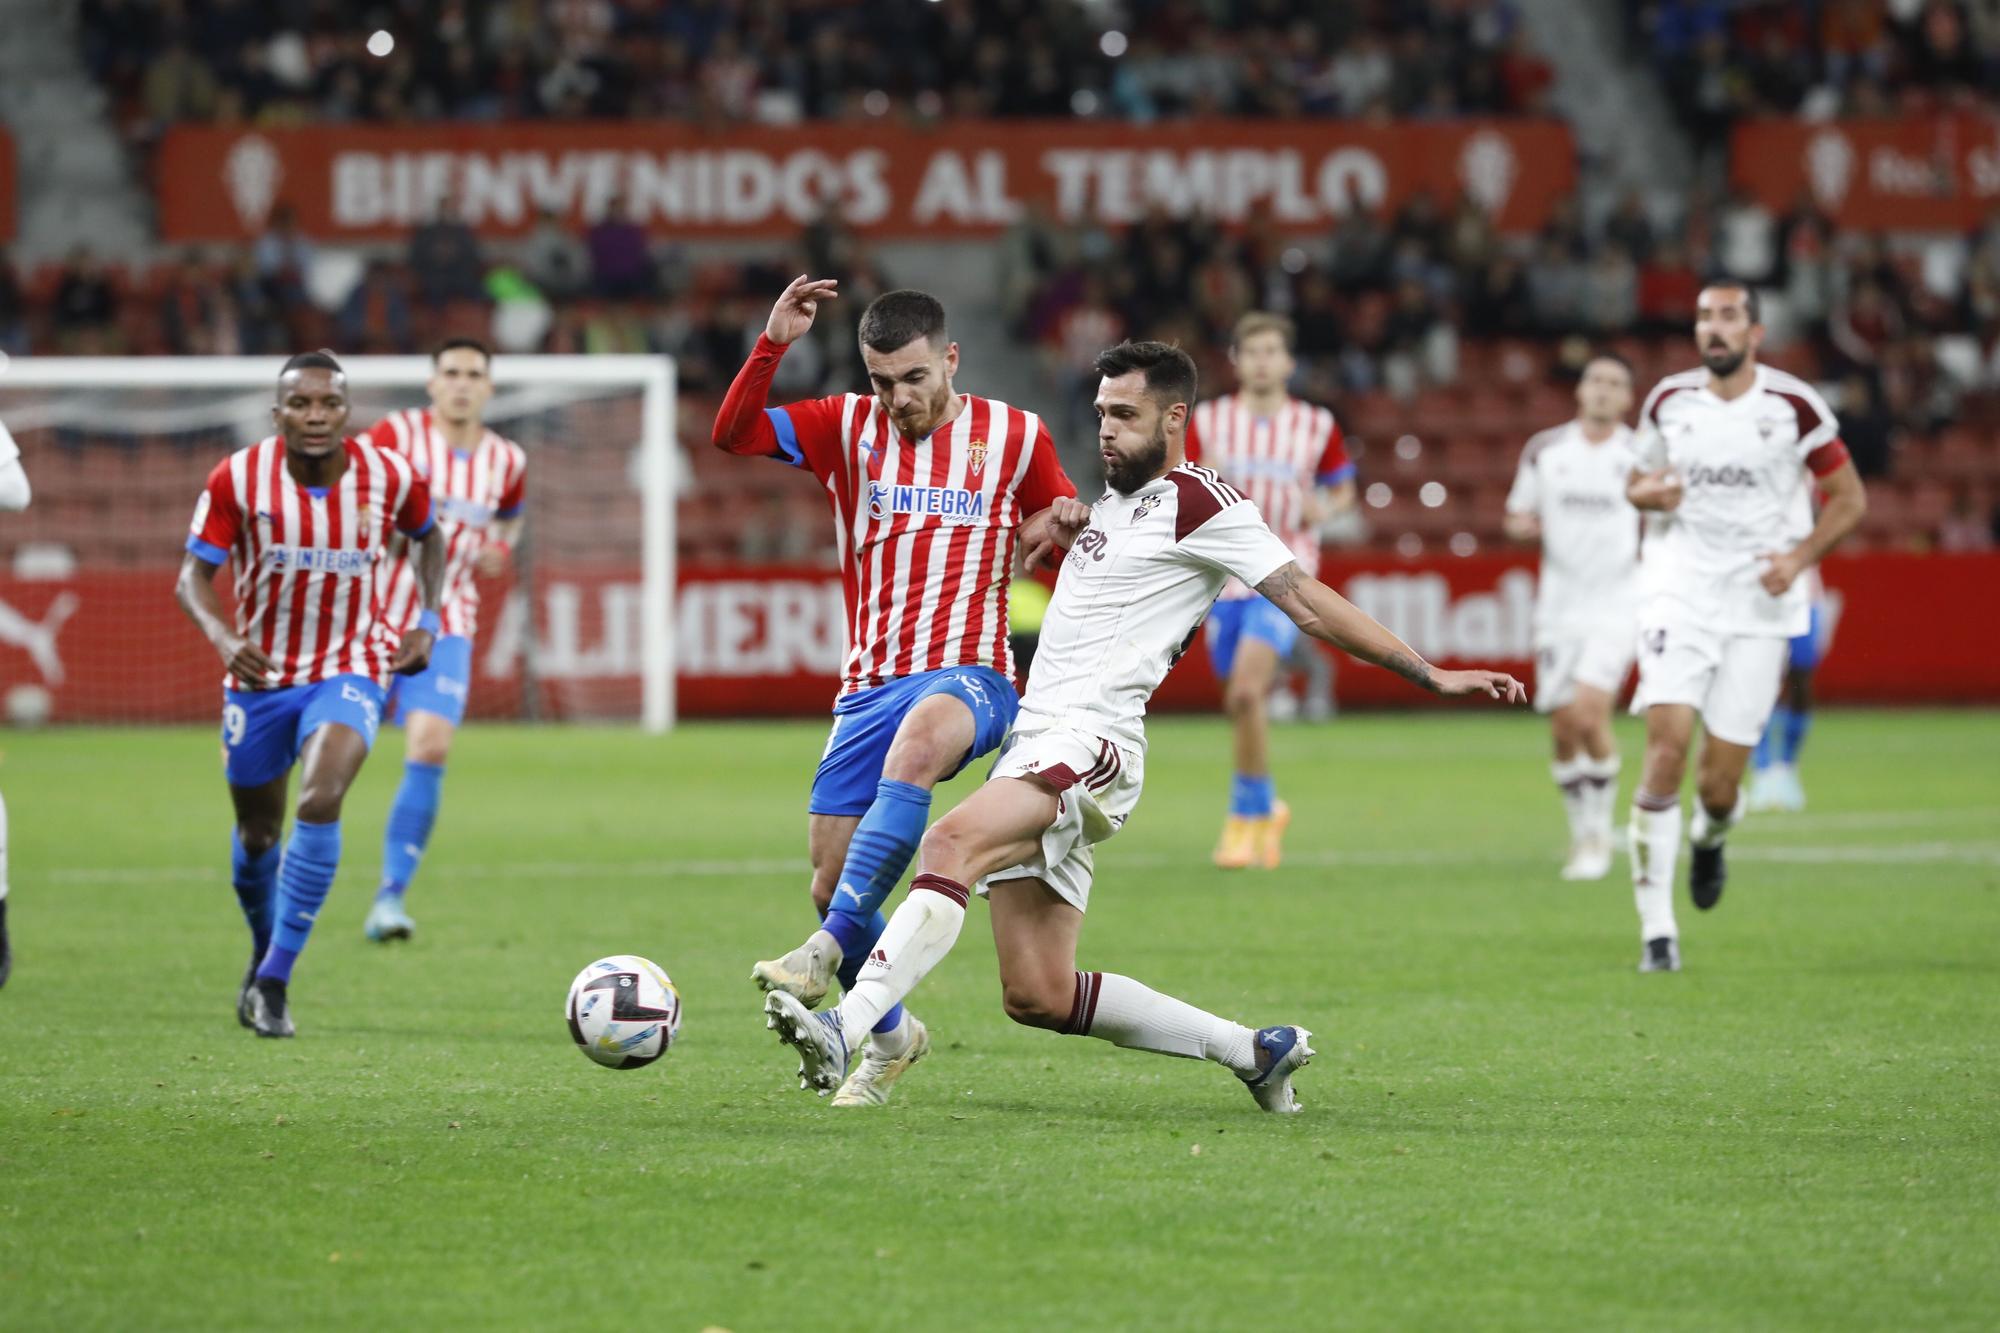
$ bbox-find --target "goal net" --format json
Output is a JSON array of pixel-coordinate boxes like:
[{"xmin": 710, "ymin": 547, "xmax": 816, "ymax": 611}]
[{"xmin": 0, "ymin": 355, "xmax": 676, "ymax": 730}]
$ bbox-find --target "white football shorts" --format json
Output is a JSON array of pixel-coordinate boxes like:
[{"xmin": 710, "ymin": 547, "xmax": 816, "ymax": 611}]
[
  {"xmin": 1534, "ymin": 622, "xmax": 1637, "ymax": 714},
  {"xmin": 1630, "ymin": 618, "xmax": 1788, "ymax": 747},
  {"xmin": 976, "ymin": 725, "xmax": 1145, "ymax": 914}
]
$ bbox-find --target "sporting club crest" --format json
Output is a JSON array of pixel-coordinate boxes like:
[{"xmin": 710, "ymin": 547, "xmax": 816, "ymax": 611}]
[{"xmin": 966, "ymin": 438, "xmax": 988, "ymax": 475}]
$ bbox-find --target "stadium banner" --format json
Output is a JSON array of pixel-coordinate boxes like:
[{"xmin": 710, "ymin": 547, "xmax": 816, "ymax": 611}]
[
  {"xmin": 4, "ymin": 551, "xmax": 1996, "ymax": 723},
  {"xmin": 153, "ymin": 120, "xmax": 1577, "ymax": 241},
  {"xmin": 1733, "ymin": 113, "xmax": 2000, "ymax": 230},
  {"xmin": 0, "ymin": 129, "xmax": 14, "ymax": 242}
]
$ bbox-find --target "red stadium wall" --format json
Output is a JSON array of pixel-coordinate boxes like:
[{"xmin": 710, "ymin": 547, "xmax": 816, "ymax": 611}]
[
  {"xmin": 152, "ymin": 120, "xmax": 1577, "ymax": 241},
  {"xmin": 4, "ymin": 552, "xmax": 1996, "ymax": 724},
  {"xmin": 1733, "ymin": 113, "xmax": 2000, "ymax": 230}
]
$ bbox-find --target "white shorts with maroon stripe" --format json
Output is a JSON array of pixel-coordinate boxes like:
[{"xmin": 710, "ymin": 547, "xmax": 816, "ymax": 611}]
[{"xmin": 976, "ymin": 725, "xmax": 1144, "ymax": 913}]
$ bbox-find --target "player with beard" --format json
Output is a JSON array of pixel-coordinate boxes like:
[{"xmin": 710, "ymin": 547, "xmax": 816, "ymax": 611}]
[
  {"xmin": 762, "ymin": 341, "xmax": 1523, "ymax": 1112},
  {"xmin": 1624, "ymin": 283, "xmax": 1866, "ymax": 972}
]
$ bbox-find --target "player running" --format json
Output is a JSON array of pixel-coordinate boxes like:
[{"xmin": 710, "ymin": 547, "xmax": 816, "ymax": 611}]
[
  {"xmin": 1625, "ymin": 283, "xmax": 1866, "ymax": 972},
  {"xmin": 1186, "ymin": 312, "xmax": 1355, "ymax": 869},
  {"xmin": 1503, "ymin": 353, "xmax": 1641, "ymax": 880},
  {"xmin": 0, "ymin": 415, "xmax": 32, "ymax": 989},
  {"xmin": 175, "ymin": 351, "xmax": 445, "ymax": 1036},
  {"xmin": 712, "ymin": 277, "xmax": 1076, "ymax": 1106},
  {"xmin": 356, "ymin": 337, "xmax": 527, "ymax": 942},
  {"xmin": 764, "ymin": 341, "xmax": 1523, "ymax": 1112}
]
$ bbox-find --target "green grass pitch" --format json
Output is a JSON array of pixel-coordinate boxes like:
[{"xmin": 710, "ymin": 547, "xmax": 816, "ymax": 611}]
[{"xmin": 2, "ymin": 710, "xmax": 1996, "ymax": 1330}]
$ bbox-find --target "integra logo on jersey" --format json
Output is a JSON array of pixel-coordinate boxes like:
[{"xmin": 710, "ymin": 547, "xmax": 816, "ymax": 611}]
[
  {"xmin": 1686, "ymin": 463, "xmax": 1757, "ymax": 489},
  {"xmin": 867, "ymin": 481, "xmax": 988, "ymax": 523},
  {"xmin": 437, "ymin": 497, "xmax": 496, "ymax": 527},
  {"xmin": 261, "ymin": 545, "xmax": 374, "ymax": 574}
]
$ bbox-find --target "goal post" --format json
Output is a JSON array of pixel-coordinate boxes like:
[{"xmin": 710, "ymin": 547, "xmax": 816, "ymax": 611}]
[{"xmin": 0, "ymin": 353, "xmax": 678, "ymax": 732}]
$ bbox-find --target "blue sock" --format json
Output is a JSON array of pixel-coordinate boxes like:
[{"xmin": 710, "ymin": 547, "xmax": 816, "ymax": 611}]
[
  {"xmin": 1757, "ymin": 708, "xmax": 1790, "ymax": 771},
  {"xmin": 1230, "ymin": 773, "xmax": 1276, "ymax": 818},
  {"xmin": 258, "ymin": 818, "xmax": 341, "ymax": 983},
  {"xmin": 1780, "ymin": 707, "xmax": 1811, "ymax": 764},
  {"xmin": 379, "ymin": 760, "xmax": 444, "ymax": 902},
  {"xmin": 230, "ymin": 831, "xmax": 280, "ymax": 958},
  {"xmin": 822, "ymin": 779, "xmax": 931, "ymax": 960}
]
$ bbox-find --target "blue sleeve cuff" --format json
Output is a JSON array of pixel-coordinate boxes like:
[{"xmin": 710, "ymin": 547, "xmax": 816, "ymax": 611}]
[
  {"xmin": 417, "ymin": 609, "xmax": 443, "ymax": 634},
  {"xmin": 185, "ymin": 535, "xmax": 229, "ymax": 565},
  {"xmin": 401, "ymin": 513, "xmax": 436, "ymax": 540},
  {"xmin": 495, "ymin": 503, "xmax": 524, "ymax": 519},
  {"xmin": 765, "ymin": 408, "xmax": 806, "ymax": 468},
  {"xmin": 1318, "ymin": 463, "xmax": 1356, "ymax": 487}
]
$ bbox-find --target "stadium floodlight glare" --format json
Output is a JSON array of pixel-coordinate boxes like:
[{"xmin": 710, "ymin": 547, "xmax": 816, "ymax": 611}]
[
  {"xmin": 367, "ymin": 30, "xmax": 394, "ymax": 57},
  {"xmin": 1100, "ymin": 30, "xmax": 1128, "ymax": 58},
  {"xmin": 0, "ymin": 354, "xmax": 678, "ymax": 731}
]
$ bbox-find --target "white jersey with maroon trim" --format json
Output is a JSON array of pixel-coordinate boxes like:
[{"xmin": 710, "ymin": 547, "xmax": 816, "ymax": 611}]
[
  {"xmin": 186, "ymin": 436, "xmax": 434, "ymax": 688},
  {"xmin": 1018, "ymin": 463, "xmax": 1296, "ymax": 752},
  {"xmin": 1505, "ymin": 420, "xmax": 1641, "ymax": 643},
  {"xmin": 1186, "ymin": 394, "xmax": 1351, "ymax": 601},
  {"xmin": 360, "ymin": 408, "xmax": 526, "ymax": 639},
  {"xmin": 1634, "ymin": 366, "xmax": 1851, "ymax": 637},
  {"xmin": 760, "ymin": 391, "xmax": 1075, "ymax": 695}
]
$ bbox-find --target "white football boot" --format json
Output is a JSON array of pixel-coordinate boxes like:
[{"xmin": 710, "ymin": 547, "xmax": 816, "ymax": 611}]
[
  {"xmin": 764, "ymin": 990, "xmax": 853, "ymax": 1094},
  {"xmin": 751, "ymin": 929, "xmax": 842, "ymax": 1007},
  {"xmin": 1561, "ymin": 835, "xmax": 1614, "ymax": 881},
  {"xmin": 831, "ymin": 1016, "xmax": 932, "ymax": 1107},
  {"xmin": 1238, "ymin": 1025, "xmax": 1314, "ymax": 1113}
]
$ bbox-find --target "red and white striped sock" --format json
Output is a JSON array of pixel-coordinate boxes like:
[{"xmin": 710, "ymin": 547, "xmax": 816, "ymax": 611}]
[
  {"xmin": 1064, "ymin": 970, "xmax": 1258, "ymax": 1075},
  {"xmin": 838, "ymin": 873, "xmax": 968, "ymax": 1049}
]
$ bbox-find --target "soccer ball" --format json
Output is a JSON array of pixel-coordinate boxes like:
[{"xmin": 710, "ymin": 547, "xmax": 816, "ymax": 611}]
[{"xmin": 564, "ymin": 955, "xmax": 683, "ymax": 1069}]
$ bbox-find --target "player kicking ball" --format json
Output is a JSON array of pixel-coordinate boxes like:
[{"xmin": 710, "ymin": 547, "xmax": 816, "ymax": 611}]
[
  {"xmin": 176, "ymin": 352, "xmax": 445, "ymax": 1036},
  {"xmin": 1502, "ymin": 353, "xmax": 1641, "ymax": 880},
  {"xmin": 356, "ymin": 338, "xmax": 527, "ymax": 942},
  {"xmin": 712, "ymin": 277, "xmax": 1076, "ymax": 1106},
  {"xmin": 1625, "ymin": 283, "xmax": 1866, "ymax": 972},
  {"xmin": 1186, "ymin": 313, "xmax": 1356, "ymax": 869},
  {"xmin": 765, "ymin": 341, "xmax": 1523, "ymax": 1112}
]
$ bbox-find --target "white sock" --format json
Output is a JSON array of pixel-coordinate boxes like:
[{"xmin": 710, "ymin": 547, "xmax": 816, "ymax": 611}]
[
  {"xmin": 837, "ymin": 874, "xmax": 967, "ymax": 1049},
  {"xmin": 1552, "ymin": 757, "xmax": 1590, "ymax": 846},
  {"xmin": 1689, "ymin": 789, "xmax": 1747, "ymax": 849},
  {"xmin": 1579, "ymin": 752, "xmax": 1622, "ymax": 844},
  {"xmin": 1630, "ymin": 791, "xmax": 1681, "ymax": 942},
  {"xmin": 0, "ymin": 789, "xmax": 9, "ymax": 902},
  {"xmin": 1070, "ymin": 971, "xmax": 1259, "ymax": 1075},
  {"xmin": 867, "ymin": 1009, "xmax": 915, "ymax": 1059}
]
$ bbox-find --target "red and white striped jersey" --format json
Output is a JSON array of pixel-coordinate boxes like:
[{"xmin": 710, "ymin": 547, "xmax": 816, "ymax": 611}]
[
  {"xmin": 358, "ymin": 408, "xmax": 526, "ymax": 639},
  {"xmin": 763, "ymin": 392, "xmax": 1076, "ymax": 694},
  {"xmin": 186, "ymin": 436, "xmax": 434, "ymax": 689},
  {"xmin": 1186, "ymin": 394, "xmax": 1352, "ymax": 599}
]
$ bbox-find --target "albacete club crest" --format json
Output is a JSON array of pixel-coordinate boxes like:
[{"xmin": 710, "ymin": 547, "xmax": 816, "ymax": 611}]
[
  {"xmin": 1130, "ymin": 493, "xmax": 1164, "ymax": 523},
  {"xmin": 966, "ymin": 438, "xmax": 988, "ymax": 475}
]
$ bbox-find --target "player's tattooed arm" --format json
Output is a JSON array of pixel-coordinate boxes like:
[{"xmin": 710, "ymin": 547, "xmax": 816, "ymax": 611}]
[
  {"xmin": 1256, "ymin": 561, "xmax": 1525, "ymax": 702},
  {"xmin": 1760, "ymin": 457, "xmax": 1866, "ymax": 594},
  {"xmin": 175, "ymin": 552, "xmax": 277, "ymax": 685},
  {"xmin": 391, "ymin": 527, "xmax": 447, "ymax": 675}
]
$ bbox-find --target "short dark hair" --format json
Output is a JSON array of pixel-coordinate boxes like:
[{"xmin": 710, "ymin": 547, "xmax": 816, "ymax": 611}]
[
  {"xmin": 277, "ymin": 350, "xmax": 344, "ymax": 397},
  {"xmin": 1700, "ymin": 279, "xmax": 1761, "ymax": 324},
  {"xmin": 433, "ymin": 336, "xmax": 491, "ymax": 365},
  {"xmin": 1093, "ymin": 340, "xmax": 1198, "ymax": 410},
  {"xmin": 857, "ymin": 290, "xmax": 948, "ymax": 353}
]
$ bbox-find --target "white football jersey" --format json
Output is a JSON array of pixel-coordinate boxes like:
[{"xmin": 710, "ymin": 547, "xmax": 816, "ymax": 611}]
[
  {"xmin": 1505, "ymin": 421, "xmax": 1641, "ymax": 642},
  {"xmin": 1020, "ymin": 463, "xmax": 1297, "ymax": 751},
  {"xmin": 1634, "ymin": 365, "xmax": 1848, "ymax": 637}
]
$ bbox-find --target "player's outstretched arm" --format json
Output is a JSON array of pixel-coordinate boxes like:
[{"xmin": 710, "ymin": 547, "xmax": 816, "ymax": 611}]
[
  {"xmin": 710, "ymin": 275, "xmax": 840, "ymax": 459},
  {"xmin": 1760, "ymin": 459, "xmax": 1867, "ymax": 595},
  {"xmin": 390, "ymin": 528, "xmax": 446, "ymax": 676},
  {"xmin": 1255, "ymin": 561, "xmax": 1525, "ymax": 702},
  {"xmin": 175, "ymin": 552, "xmax": 276, "ymax": 686}
]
